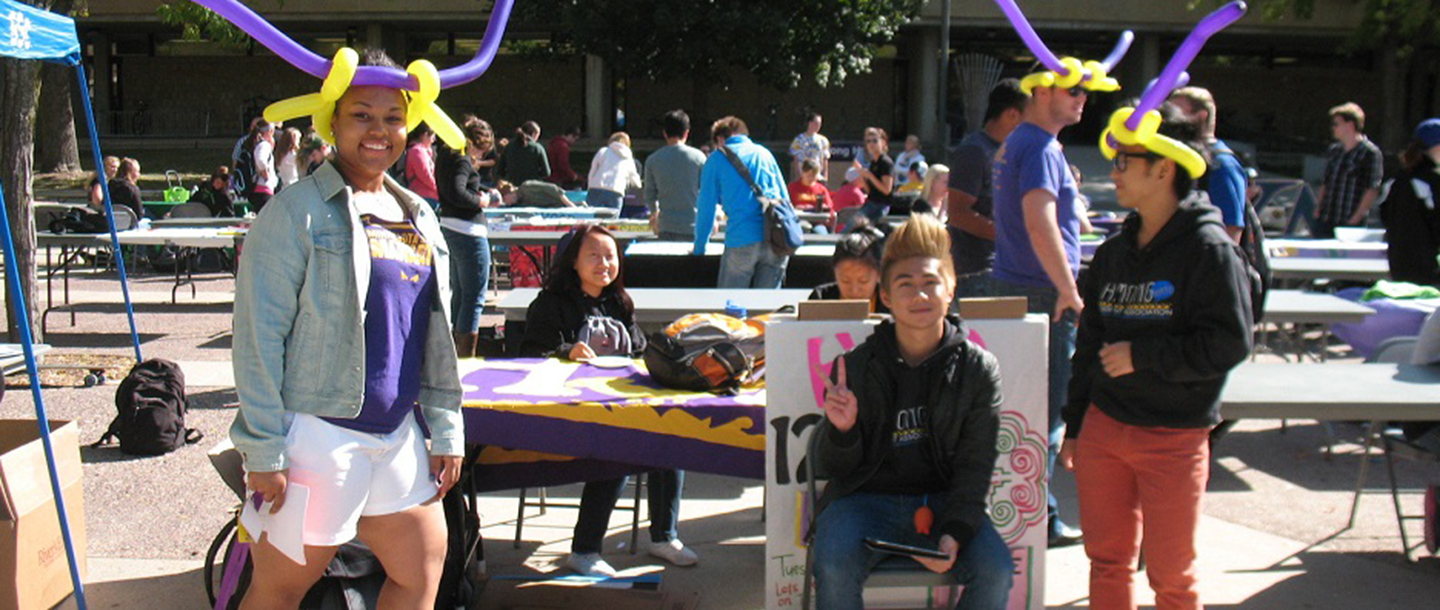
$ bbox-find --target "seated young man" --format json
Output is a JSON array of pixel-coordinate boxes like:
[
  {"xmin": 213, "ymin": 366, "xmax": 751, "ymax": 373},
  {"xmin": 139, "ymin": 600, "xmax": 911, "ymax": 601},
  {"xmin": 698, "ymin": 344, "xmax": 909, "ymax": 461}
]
[{"xmin": 811, "ymin": 214, "xmax": 1014, "ymax": 610}]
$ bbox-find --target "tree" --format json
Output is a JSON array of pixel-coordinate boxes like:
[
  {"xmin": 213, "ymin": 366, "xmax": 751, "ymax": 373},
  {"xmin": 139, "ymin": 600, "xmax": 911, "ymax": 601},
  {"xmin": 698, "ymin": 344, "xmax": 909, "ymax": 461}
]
[
  {"xmin": 1199, "ymin": 0, "xmax": 1438, "ymax": 57},
  {"xmin": 513, "ymin": 0, "xmax": 925, "ymax": 90},
  {"xmin": 0, "ymin": 0, "xmax": 52, "ymax": 343},
  {"xmin": 155, "ymin": 1, "xmax": 251, "ymax": 49},
  {"xmin": 34, "ymin": 0, "xmax": 79, "ymax": 174}
]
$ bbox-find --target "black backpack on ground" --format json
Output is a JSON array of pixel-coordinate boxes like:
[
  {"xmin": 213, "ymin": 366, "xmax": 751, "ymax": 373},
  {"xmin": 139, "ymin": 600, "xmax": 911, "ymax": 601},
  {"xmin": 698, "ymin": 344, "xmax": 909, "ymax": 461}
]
[
  {"xmin": 1198, "ymin": 144, "xmax": 1271, "ymax": 323},
  {"xmin": 93, "ymin": 358, "xmax": 202, "ymax": 456}
]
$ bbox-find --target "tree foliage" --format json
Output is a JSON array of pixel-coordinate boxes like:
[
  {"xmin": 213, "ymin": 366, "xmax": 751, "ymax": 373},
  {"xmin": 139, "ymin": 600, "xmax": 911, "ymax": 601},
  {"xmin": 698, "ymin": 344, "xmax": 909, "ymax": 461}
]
[
  {"xmin": 155, "ymin": 2, "xmax": 252, "ymax": 49},
  {"xmin": 512, "ymin": 0, "xmax": 925, "ymax": 89},
  {"xmin": 1198, "ymin": 0, "xmax": 1439, "ymax": 57}
]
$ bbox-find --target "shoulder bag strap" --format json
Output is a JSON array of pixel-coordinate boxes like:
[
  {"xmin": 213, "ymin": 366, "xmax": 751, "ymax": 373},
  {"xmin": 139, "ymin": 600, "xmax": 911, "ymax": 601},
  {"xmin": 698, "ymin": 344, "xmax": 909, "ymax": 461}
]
[{"xmin": 719, "ymin": 145, "xmax": 767, "ymax": 199}]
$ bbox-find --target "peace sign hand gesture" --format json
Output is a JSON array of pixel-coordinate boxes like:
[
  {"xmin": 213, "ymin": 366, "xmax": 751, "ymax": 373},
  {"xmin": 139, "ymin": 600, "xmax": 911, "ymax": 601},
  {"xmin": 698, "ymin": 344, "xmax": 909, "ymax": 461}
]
[{"xmin": 816, "ymin": 358, "xmax": 859, "ymax": 433}]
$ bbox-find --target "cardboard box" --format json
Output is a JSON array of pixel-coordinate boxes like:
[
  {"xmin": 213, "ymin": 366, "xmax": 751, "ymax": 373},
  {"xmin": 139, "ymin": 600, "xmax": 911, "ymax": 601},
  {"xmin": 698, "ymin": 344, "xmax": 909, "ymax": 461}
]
[
  {"xmin": 958, "ymin": 296, "xmax": 1029, "ymax": 320},
  {"xmin": 0, "ymin": 420, "xmax": 86, "ymax": 610},
  {"xmin": 798, "ymin": 299, "xmax": 871, "ymax": 321}
]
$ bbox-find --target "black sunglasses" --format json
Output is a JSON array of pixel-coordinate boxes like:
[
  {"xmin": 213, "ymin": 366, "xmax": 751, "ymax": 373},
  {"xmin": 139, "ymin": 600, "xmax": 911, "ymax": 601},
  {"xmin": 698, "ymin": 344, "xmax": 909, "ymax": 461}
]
[
  {"xmin": 1112, "ymin": 151, "xmax": 1164, "ymax": 172},
  {"xmin": 1055, "ymin": 85, "xmax": 1088, "ymax": 97}
]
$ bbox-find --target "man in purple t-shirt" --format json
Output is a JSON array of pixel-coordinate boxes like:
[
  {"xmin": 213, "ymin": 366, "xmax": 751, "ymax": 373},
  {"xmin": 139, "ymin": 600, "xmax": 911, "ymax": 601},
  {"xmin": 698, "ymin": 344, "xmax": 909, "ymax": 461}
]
[{"xmin": 988, "ymin": 76, "xmax": 1088, "ymax": 548}]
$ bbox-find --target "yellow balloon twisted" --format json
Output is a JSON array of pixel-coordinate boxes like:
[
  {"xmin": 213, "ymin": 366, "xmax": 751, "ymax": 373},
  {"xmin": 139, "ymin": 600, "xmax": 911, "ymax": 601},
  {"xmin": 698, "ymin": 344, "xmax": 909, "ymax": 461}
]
[
  {"xmin": 1020, "ymin": 56, "xmax": 1123, "ymax": 94},
  {"xmin": 1098, "ymin": 107, "xmax": 1207, "ymax": 179},
  {"xmin": 261, "ymin": 48, "xmax": 465, "ymax": 152},
  {"xmin": 403, "ymin": 60, "xmax": 466, "ymax": 152}
]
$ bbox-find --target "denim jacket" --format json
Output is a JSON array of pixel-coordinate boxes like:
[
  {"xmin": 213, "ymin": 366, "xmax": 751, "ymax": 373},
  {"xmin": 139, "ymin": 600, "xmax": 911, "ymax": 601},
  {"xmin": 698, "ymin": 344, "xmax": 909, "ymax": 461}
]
[{"xmin": 231, "ymin": 162, "xmax": 463, "ymax": 472}]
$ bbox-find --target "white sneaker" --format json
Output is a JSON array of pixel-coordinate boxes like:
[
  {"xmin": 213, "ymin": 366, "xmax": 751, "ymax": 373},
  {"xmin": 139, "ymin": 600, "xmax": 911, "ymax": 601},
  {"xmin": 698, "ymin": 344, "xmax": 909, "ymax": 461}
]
[
  {"xmin": 647, "ymin": 539, "xmax": 699, "ymax": 567},
  {"xmin": 566, "ymin": 552, "xmax": 617, "ymax": 577}
]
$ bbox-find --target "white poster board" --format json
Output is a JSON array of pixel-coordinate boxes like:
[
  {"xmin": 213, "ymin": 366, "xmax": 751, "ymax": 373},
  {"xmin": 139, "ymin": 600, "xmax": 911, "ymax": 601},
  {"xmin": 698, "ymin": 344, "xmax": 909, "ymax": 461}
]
[{"xmin": 765, "ymin": 315, "xmax": 1049, "ymax": 610}]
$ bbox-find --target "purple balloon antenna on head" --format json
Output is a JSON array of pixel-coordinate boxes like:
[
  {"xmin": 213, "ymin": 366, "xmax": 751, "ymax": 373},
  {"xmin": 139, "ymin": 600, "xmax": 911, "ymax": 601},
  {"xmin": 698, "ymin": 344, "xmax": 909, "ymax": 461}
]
[
  {"xmin": 1125, "ymin": 1, "xmax": 1247, "ymax": 131},
  {"xmin": 991, "ymin": 0, "xmax": 1132, "ymax": 83},
  {"xmin": 1100, "ymin": 30, "xmax": 1134, "ymax": 72},
  {"xmin": 189, "ymin": 0, "xmax": 514, "ymax": 90}
]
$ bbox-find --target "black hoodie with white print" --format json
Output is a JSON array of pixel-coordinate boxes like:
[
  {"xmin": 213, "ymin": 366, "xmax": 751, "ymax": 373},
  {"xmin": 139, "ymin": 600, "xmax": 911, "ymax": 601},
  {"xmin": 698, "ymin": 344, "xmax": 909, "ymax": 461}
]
[{"xmin": 1064, "ymin": 194, "xmax": 1253, "ymax": 439}]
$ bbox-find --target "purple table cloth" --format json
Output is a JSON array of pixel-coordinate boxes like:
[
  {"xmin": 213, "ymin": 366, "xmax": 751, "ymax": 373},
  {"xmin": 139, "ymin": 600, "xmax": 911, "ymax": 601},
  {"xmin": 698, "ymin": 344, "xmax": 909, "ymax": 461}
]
[{"xmin": 461, "ymin": 358, "xmax": 766, "ymax": 482}]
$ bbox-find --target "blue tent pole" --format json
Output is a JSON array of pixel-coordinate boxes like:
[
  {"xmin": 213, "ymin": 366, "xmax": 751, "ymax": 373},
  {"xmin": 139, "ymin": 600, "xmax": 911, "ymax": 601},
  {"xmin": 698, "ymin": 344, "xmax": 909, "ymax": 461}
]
[
  {"xmin": 0, "ymin": 183, "xmax": 88, "ymax": 610},
  {"xmin": 72, "ymin": 63, "xmax": 142, "ymax": 363}
]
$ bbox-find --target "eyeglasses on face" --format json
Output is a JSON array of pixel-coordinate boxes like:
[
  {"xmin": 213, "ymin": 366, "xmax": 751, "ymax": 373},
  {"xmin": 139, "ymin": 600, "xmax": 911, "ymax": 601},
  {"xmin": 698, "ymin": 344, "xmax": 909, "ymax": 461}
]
[
  {"xmin": 1112, "ymin": 151, "xmax": 1164, "ymax": 172},
  {"xmin": 1059, "ymin": 85, "xmax": 1088, "ymax": 98}
]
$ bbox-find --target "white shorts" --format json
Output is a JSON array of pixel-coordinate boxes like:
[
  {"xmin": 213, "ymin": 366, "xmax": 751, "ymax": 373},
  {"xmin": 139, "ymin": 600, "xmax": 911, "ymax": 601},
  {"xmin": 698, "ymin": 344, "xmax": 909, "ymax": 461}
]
[{"xmin": 283, "ymin": 411, "xmax": 438, "ymax": 547}]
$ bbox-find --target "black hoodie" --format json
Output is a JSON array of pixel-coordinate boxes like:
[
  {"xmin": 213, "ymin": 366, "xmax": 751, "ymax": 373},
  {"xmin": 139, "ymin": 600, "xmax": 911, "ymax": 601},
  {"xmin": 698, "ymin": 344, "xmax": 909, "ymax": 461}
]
[
  {"xmin": 814, "ymin": 315, "xmax": 1002, "ymax": 550},
  {"xmin": 1380, "ymin": 155, "xmax": 1440, "ymax": 287},
  {"xmin": 1065, "ymin": 195, "xmax": 1253, "ymax": 438}
]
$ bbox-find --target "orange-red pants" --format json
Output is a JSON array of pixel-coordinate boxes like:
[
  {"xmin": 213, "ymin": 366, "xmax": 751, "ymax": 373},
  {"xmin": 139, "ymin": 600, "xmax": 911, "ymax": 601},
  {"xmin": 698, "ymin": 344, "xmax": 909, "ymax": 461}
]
[{"xmin": 1074, "ymin": 406, "xmax": 1210, "ymax": 610}]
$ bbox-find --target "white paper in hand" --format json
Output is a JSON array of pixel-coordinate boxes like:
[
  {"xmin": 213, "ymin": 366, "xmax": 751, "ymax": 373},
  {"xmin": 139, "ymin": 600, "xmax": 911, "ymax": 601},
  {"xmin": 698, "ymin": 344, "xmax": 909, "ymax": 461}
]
[{"xmin": 239, "ymin": 483, "xmax": 311, "ymax": 566}]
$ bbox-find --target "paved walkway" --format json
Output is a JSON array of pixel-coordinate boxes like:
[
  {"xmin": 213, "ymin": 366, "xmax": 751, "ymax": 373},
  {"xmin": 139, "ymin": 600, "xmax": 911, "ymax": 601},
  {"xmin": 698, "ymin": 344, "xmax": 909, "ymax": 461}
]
[{"xmin": 13, "ymin": 270, "xmax": 1440, "ymax": 609}]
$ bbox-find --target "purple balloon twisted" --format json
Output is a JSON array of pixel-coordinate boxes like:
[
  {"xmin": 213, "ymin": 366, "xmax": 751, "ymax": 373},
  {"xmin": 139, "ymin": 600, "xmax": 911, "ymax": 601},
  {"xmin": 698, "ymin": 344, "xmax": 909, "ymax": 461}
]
[
  {"xmin": 991, "ymin": 0, "xmax": 1067, "ymax": 73},
  {"xmin": 189, "ymin": 0, "xmax": 513, "ymax": 90},
  {"xmin": 1101, "ymin": 31, "xmax": 1134, "ymax": 72},
  {"xmin": 1125, "ymin": 1, "xmax": 1247, "ymax": 131},
  {"xmin": 991, "ymin": 0, "xmax": 1132, "ymax": 82}
]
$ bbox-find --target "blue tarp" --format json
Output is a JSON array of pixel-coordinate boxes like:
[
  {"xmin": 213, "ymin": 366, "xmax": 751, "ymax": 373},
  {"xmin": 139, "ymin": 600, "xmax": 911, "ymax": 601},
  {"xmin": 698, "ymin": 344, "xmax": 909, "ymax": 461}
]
[{"xmin": 0, "ymin": 0, "xmax": 80, "ymax": 65}]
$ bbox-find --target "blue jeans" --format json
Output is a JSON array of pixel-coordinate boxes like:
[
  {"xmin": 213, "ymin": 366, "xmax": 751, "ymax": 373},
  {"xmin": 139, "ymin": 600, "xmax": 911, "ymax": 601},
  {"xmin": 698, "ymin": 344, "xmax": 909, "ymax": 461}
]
[
  {"xmin": 859, "ymin": 200, "xmax": 890, "ymax": 224},
  {"xmin": 572, "ymin": 470, "xmax": 684, "ymax": 554},
  {"xmin": 989, "ymin": 276, "xmax": 1077, "ymax": 535},
  {"xmin": 587, "ymin": 188, "xmax": 624, "ymax": 209},
  {"xmin": 441, "ymin": 227, "xmax": 490, "ymax": 333},
  {"xmin": 717, "ymin": 242, "xmax": 789, "ymax": 288},
  {"xmin": 812, "ymin": 492, "xmax": 1014, "ymax": 610}
]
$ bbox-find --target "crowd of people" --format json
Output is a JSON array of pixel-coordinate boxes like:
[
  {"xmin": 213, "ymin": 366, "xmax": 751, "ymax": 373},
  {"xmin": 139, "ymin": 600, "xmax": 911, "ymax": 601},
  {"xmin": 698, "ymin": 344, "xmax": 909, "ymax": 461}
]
[{"xmin": 66, "ymin": 41, "xmax": 1419, "ymax": 610}]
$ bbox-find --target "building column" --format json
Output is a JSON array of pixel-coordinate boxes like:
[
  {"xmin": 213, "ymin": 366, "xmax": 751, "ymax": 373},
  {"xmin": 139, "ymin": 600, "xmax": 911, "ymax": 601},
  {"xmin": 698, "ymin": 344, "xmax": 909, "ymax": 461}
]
[
  {"xmin": 89, "ymin": 31, "xmax": 112, "ymax": 137},
  {"xmin": 584, "ymin": 54, "xmax": 611, "ymax": 138},
  {"xmin": 1121, "ymin": 32, "xmax": 1161, "ymax": 93},
  {"xmin": 909, "ymin": 27, "xmax": 939, "ymax": 151},
  {"xmin": 1379, "ymin": 43, "xmax": 1404, "ymax": 149}
]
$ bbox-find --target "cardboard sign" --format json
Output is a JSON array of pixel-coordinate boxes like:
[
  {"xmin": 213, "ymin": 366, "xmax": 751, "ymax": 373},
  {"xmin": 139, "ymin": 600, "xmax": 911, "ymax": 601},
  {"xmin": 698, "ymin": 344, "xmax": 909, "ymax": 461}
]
[{"xmin": 764, "ymin": 316, "xmax": 1048, "ymax": 610}]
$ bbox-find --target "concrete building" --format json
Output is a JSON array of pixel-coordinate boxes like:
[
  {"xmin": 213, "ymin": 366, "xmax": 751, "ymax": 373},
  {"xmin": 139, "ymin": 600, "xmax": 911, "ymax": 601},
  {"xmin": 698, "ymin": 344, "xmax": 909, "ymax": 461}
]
[{"xmin": 76, "ymin": 1, "xmax": 1434, "ymax": 162}]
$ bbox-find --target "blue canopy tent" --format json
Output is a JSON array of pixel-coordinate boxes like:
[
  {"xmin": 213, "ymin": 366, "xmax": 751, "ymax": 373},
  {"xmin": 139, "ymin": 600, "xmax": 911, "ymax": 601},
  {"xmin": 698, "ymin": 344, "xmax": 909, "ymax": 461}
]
[{"xmin": 1, "ymin": 0, "xmax": 151, "ymax": 607}]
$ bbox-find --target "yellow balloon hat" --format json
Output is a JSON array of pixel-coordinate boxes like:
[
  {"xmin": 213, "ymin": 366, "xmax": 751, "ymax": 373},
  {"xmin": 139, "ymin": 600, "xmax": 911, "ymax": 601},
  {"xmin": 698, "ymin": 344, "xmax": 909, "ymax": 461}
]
[
  {"xmin": 1098, "ymin": 107, "xmax": 1207, "ymax": 179},
  {"xmin": 1019, "ymin": 56, "xmax": 1123, "ymax": 95},
  {"xmin": 263, "ymin": 48, "xmax": 467, "ymax": 152}
]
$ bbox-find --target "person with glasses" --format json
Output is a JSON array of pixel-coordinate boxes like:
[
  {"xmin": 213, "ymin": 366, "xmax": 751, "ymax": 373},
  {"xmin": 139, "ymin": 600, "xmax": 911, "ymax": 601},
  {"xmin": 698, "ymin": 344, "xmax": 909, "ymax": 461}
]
[
  {"xmin": 1062, "ymin": 102, "xmax": 1252, "ymax": 610},
  {"xmin": 1314, "ymin": 102, "xmax": 1384, "ymax": 238},
  {"xmin": 988, "ymin": 73, "xmax": 1091, "ymax": 548},
  {"xmin": 854, "ymin": 127, "xmax": 896, "ymax": 223}
]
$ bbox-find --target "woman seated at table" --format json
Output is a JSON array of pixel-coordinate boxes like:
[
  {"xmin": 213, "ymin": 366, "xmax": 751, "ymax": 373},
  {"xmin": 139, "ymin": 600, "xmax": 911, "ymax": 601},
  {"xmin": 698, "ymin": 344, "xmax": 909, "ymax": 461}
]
[
  {"xmin": 88, "ymin": 155, "xmax": 120, "ymax": 213},
  {"xmin": 189, "ymin": 166, "xmax": 237, "ymax": 217},
  {"xmin": 108, "ymin": 157, "xmax": 145, "ymax": 219},
  {"xmin": 808, "ymin": 222, "xmax": 889, "ymax": 314},
  {"xmin": 517, "ymin": 225, "xmax": 697, "ymax": 576}
]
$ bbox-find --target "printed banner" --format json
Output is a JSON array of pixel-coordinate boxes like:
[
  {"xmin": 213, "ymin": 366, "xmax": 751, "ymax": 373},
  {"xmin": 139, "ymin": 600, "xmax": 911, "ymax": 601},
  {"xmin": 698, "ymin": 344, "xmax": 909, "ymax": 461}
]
[
  {"xmin": 764, "ymin": 316, "xmax": 1049, "ymax": 610},
  {"xmin": 460, "ymin": 358, "xmax": 766, "ymax": 479},
  {"xmin": 0, "ymin": 0, "xmax": 80, "ymax": 65}
]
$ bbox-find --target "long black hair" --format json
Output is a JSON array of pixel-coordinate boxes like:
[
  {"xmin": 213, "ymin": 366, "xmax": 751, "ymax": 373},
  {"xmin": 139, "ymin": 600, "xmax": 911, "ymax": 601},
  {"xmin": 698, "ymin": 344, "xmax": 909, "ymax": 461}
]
[
  {"xmin": 833, "ymin": 219, "xmax": 885, "ymax": 271},
  {"xmin": 544, "ymin": 225, "xmax": 634, "ymax": 316}
]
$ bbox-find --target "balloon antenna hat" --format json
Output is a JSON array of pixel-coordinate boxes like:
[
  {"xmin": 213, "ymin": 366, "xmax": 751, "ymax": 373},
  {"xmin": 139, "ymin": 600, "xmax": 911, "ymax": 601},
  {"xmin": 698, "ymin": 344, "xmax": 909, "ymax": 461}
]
[
  {"xmin": 1099, "ymin": 1, "xmax": 1248, "ymax": 180},
  {"xmin": 991, "ymin": 0, "xmax": 1133, "ymax": 94},
  {"xmin": 188, "ymin": 0, "xmax": 516, "ymax": 151}
]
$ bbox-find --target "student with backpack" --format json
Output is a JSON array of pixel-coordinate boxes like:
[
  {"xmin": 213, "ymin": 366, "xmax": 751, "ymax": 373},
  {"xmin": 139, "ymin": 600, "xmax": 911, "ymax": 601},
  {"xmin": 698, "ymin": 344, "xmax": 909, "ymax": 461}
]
[
  {"xmin": 517, "ymin": 225, "xmax": 698, "ymax": 577},
  {"xmin": 1061, "ymin": 103, "xmax": 1253, "ymax": 610},
  {"xmin": 809, "ymin": 214, "xmax": 1014, "ymax": 610}
]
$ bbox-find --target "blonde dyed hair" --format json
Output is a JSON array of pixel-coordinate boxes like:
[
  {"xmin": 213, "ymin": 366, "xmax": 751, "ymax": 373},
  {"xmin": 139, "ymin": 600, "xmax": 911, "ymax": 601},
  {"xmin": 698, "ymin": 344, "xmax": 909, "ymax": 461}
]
[{"xmin": 881, "ymin": 213, "xmax": 955, "ymax": 288}]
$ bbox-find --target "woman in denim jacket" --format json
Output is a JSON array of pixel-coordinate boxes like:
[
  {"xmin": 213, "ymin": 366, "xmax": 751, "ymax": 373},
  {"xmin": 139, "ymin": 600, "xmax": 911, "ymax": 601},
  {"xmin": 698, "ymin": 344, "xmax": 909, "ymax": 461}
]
[{"xmin": 230, "ymin": 49, "xmax": 463, "ymax": 610}]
